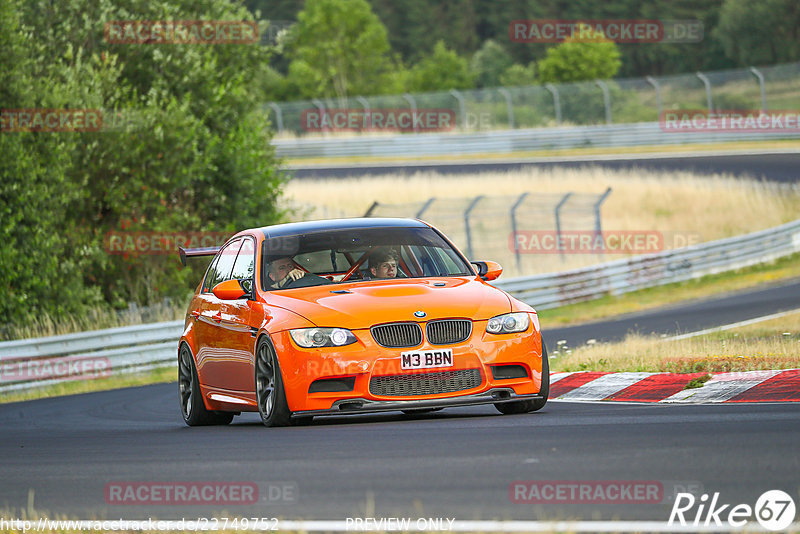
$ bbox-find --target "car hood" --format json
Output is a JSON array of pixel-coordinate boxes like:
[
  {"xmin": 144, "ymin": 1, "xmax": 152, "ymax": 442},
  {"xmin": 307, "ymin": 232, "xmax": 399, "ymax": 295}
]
[{"xmin": 265, "ymin": 277, "xmax": 511, "ymax": 329}]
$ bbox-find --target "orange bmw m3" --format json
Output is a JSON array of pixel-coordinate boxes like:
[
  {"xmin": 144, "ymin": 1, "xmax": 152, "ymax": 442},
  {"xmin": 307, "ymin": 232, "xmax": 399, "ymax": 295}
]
[{"xmin": 177, "ymin": 218, "xmax": 549, "ymax": 427}]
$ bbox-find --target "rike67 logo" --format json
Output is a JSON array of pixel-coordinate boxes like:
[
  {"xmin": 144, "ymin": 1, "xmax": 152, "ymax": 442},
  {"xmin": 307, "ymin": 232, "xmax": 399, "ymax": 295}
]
[{"xmin": 669, "ymin": 490, "xmax": 796, "ymax": 531}]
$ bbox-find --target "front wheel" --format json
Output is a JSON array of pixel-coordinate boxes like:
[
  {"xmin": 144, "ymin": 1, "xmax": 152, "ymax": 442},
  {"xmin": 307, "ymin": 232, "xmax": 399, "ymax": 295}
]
[
  {"xmin": 178, "ymin": 344, "xmax": 234, "ymax": 426},
  {"xmin": 255, "ymin": 336, "xmax": 292, "ymax": 427},
  {"xmin": 494, "ymin": 343, "xmax": 549, "ymax": 415}
]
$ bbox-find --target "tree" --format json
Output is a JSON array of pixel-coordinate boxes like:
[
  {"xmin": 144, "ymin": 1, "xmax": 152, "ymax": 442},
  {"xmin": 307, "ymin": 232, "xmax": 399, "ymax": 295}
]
[
  {"xmin": 1, "ymin": 0, "xmax": 285, "ymax": 330},
  {"xmin": 407, "ymin": 41, "xmax": 473, "ymax": 92},
  {"xmin": 0, "ymin": 0, "xmax": 103, "ymax": 327},
  {"xmin": 715, "ymin": 0, "xmax": 800, "ymax": 65},
  {"xmin": 537, "ymin": 24, "xmax": 622, "ymax": 84},
  {"xmin": 470, "ymin": 40, "xmax": 514, "ymax": 88},
  {"xmin": 499, "ymin": 63, "xmax": 537, "ymax": 87},
  {"xmin": 286, "ymin": 0, "xmax": 400, "ymax": 99}
]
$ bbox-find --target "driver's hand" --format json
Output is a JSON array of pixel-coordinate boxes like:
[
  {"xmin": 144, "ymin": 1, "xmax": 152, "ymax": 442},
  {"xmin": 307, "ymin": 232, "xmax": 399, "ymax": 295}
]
[{"xmin": 287, "ymin": 268, "xmax": 304, "ymax": 281}]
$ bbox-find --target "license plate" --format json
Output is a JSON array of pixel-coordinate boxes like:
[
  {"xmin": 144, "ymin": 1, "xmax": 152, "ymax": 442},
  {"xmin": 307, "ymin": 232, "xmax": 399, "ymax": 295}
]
[{"xmin": 400, "ymin": 348, "xmax": 454, "ymax": 370}]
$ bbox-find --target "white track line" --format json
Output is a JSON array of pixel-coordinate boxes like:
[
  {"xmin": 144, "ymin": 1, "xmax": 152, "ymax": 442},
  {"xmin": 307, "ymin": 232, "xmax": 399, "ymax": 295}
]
[
  {"xmin": 664, "ymin": 308, "xmax": 800, "ymax": 341},
  {"xmin": 42, "ymin": 519, "xmax": 799, "ymax": 532}
]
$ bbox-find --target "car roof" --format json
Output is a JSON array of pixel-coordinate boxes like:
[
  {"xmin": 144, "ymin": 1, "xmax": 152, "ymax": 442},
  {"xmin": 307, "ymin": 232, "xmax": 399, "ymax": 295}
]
[{"xmin": 253, "ymin": 218, "xmax": 431, "ymax": 239}]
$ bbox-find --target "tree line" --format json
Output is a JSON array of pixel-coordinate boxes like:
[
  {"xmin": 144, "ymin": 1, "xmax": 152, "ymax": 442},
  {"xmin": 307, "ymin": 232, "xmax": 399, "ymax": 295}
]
[
  {"xmin": 251, "ymin": 0, "xmax": 800, "ymax": 100},
  {"xmin": 1, "ymin": 0, "xmax": 283, "ymax": 333}
]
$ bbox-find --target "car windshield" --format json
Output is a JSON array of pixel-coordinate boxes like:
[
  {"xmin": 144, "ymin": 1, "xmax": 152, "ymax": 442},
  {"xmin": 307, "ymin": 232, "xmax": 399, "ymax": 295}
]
[{"xmin": 261, "ymin": 226, "xmax": 473, "ymax": 289}]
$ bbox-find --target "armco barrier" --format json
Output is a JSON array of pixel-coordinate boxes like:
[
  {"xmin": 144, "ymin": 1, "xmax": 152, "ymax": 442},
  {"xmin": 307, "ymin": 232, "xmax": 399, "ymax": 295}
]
[
  {"xmin": 494, "ymin": 218, "xmax": 800, "ymax": 308},
  {"xmin": 1, "ymin": 218, "xmax": 799, "ymax": 394},
  {"xmin": 0, "ymin": 321, "xmax": 183, "ymax": 393},
  {"xmin": 272, "ymin": 121, "xmax": 800, "ymax": 159}
]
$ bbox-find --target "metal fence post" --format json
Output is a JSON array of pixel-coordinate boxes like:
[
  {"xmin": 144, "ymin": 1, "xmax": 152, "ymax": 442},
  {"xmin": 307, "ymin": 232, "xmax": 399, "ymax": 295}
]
[
  {"xmin": 749, "ymin": 67, "xmax": 768, "ymax": 112},
  {"xmin": 594, "ymin": 187, "xmax": 612, "ymax": 235},
  {"xmin": 415, "ymin": 197, "xmax": 436, "ymax": 219},
  {"xmin": 464, "ymin": 195, "xmax": 483, "ymax": 259},
  {"xmin": 595, "ymin": 80, "xmax": 612, "ymax": 124},
  {"xmin": 311, "ymin": 98, "xmax": 326, "ymax": 130},
  {"xmin": 593, "ymin": 187, "xmax": 612, "ymax": 256},
  {"xmin": 696, "ymin": 72, "xmax": 713, "ymax": 112},
  {"xmin": 449, "ymin": 89, "xmax": 466, "ymax": 129},
  {"xmin": 498, "ymin": 88, "xmax": 515, "ymax": 129},
  {"xmin": 356, "ymin": 95, "xmax": 373, "ymax": 129},
  {"xmin": 554, "ymin": 192, "xmax": 572, "ymax": 261},
  {"xmin": 402, "ymin": 93, "xmax": 418, "ymax": 132},
  {"xmin": 364, "ymin": 201, "xmax": 379, "ymax": 217},
  {"xmin": 268, "ymin": 102, "xmax": 283, "ymax": 133},
  {"xmin": 510, "ymin": 192, "xmax": 529, "ymax": 271},
  {"xmin": 646, "ymin": 76, "xmax": 662, "ymax": 119},
  {"xmin": 545, "ymin": 83, "xmax": 562, "ymax": 125}
]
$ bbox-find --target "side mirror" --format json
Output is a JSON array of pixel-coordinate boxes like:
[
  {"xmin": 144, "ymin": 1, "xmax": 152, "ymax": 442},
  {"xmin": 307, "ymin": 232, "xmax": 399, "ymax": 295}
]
[
  {"xmin": 212, "ymin": 279, "xmax": 249, "ymax": 300},
  {"xmin": 471, "ymin": 260, "xmax": 503, "ymax": 281}
]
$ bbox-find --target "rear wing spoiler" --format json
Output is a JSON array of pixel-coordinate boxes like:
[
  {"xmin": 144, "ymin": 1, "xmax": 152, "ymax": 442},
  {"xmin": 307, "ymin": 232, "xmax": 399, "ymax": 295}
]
[{"xmin": 178, "ymin": 246, "xmax": 220, "ymax": 267}]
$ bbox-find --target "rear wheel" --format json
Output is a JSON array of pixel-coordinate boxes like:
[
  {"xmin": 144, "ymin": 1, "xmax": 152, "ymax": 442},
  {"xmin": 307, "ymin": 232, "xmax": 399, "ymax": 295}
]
[
  {"xmin": 178, "ymin": 344, "xmax": 234, "ymax": 426},
  {"xmin": 494, "ymin": 344, "xmax": 549, "ymax": 415},
  {"xmin": 255, "ymin": 336, "xmax": 292, "ymax": 427}
]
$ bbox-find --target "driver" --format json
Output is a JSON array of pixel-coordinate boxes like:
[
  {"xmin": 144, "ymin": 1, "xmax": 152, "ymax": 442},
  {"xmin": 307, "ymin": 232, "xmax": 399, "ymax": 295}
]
[
  {"xmin": 369, "ymin": 248, "xmax": 399, "ymax": 279},
  {"xmin": 266, "ymin": 256, "xmax": 305, "ymax": 289}
]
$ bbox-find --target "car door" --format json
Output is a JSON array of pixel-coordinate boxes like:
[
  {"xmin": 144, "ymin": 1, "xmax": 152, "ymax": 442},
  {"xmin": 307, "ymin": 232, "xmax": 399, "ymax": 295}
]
[
  {"xmin": 193, "ymin": 238, "xmax": 241, "ymax": 390},
  {"xmin": 209, "ymin": 236, "xmax": 259, "ymax": 393}
]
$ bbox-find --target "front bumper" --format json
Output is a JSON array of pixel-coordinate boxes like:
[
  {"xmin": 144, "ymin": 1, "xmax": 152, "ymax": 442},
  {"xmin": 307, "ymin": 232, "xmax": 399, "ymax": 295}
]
[
  {"xmin": 292, "ymin": 388, "xmax": 544, "ymax": 418},
  {"xmin": 272, "ymin": 318, "xmax": 544, "ymax": 413}
]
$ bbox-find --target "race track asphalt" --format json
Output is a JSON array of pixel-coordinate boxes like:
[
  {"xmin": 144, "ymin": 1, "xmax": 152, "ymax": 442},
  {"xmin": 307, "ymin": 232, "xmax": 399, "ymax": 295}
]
[
  {"xmin": 543, "ymin": 277, "xmax": 800, "ymax": 348},
  {"xmin": 2, "ymin": 152, "xmax": 799, "ymax": 525},
  {"xmin": 1, "ymin": 387, "xmax": 799, "ymax": 522},
  {"xmin": 288, "ymin": 151, "xmax": 800, "ymax": 183}
]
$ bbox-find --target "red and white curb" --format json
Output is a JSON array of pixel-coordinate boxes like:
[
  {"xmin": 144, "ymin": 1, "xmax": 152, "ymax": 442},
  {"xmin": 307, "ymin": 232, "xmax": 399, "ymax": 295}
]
[{"xmin": 549, "ymin": 369, "xmax": 800, "ymax": 403}]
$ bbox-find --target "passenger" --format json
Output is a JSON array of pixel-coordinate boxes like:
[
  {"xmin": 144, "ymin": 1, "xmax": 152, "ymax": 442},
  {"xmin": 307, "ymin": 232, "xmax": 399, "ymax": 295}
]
[{"xmin": 369, "ymin": 249, "xmax": 399, "ymax": 279}]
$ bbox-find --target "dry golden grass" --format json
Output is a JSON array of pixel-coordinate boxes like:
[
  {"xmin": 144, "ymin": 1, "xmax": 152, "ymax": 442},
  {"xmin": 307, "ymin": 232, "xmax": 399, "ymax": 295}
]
[
  {"xmin": 550, "ymin": 310, "xmax": 800, "ymax": 374},
  {"xmin": 1, "ymin": 301, "xmax": 186, "ymax": 341},
  {"xmin": 283, "ymin": 167, "xmax": 800, "ymax": 276}
]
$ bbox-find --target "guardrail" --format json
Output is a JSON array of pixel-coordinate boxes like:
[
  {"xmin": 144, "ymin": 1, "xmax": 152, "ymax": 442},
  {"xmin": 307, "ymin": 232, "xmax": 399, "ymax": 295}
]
[
  {"xmin": 0, "ymin": 321, "xmax": 183, "ymax": 393},
  {"xmin": 494, "ymin": 218, "xmax": 800, "ymax": 309},
  {"xmin": 2, "ymin": 218, "xmax": 799, "ymax": 393},
  {"xmin": 273, "ymin": 121, "xmax": 800, "ymax": 159}
]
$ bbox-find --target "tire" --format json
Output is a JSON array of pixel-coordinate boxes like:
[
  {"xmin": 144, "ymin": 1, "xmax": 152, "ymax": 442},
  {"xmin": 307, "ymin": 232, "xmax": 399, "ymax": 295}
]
[
  {"xmin": 178, "ymin": 343, "xmax": 234, "ymax": 426},
  {"xmin": 494, "ymin": 343, "xmax": 549, "ymax": 415},
  {"xmin": 255, "ymin": 336, "xmax": 292, "ymax": 427}
]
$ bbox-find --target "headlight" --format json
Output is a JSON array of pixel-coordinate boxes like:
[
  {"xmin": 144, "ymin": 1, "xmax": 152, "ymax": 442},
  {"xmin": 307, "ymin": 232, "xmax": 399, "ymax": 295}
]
[
  {"xmin": 289, "ymin": 327, "xmax": 357, "ymax": 348},
  {"xmin": 486, "ymin": 312, "xmax": 530, "ymax": 334}
]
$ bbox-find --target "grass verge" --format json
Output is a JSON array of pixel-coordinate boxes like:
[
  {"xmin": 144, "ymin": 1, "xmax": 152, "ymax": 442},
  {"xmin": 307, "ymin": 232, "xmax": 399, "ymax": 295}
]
[
  {"xmin": 0, "ymin": 366, "xmax": 175, "ymax": 405},
  {"xmin": 539, "ymin": 252, "xmax": 800, "ymax": 327},
  {"xmin": 550, "ymin": 310, "xmax": 800, "ymax": 374}
]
